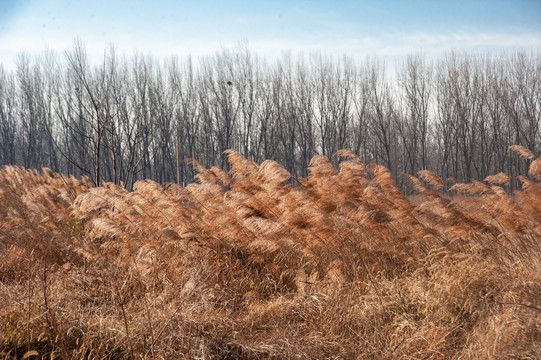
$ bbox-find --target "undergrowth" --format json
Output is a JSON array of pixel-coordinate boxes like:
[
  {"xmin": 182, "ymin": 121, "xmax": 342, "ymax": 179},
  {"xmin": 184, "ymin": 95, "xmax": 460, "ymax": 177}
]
[{"xmin": 0, "ymin": 146, "xmax": 540, "ymax": 359}]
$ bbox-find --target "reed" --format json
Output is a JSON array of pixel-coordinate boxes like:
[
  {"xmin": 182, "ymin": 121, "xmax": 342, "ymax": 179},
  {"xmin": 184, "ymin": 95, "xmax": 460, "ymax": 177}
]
[{"xmin": 0, "ymin": 148, "xmax": 539, "ymax": 359}]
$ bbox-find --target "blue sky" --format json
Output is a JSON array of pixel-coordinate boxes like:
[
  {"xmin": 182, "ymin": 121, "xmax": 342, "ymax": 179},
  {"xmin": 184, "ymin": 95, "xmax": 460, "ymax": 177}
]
[{"xmin": 0, "ymin": 0, "xmax": 540, "ymax": 68}]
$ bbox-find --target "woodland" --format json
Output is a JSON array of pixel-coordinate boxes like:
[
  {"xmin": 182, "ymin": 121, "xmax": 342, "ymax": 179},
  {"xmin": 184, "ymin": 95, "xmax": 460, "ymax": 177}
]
[{"xmin": 0, "ymin": 46, "xmax": 539, "ymax": 188}]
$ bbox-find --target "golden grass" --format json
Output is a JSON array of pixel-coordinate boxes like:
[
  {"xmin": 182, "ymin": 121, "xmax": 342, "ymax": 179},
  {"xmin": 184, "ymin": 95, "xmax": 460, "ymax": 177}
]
[{"xmin": 0, "ymin": 148, "xmax": 540, "ymax": 359}]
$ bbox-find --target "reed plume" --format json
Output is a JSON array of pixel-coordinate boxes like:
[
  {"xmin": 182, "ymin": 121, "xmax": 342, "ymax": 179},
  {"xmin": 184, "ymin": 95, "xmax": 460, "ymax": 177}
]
[{"xmin": 1, "ymin": 147, "xmax": 540, "ymax": 359}]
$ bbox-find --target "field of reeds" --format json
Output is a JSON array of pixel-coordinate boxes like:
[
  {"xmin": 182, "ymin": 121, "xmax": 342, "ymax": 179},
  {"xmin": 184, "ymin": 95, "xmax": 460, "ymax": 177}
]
[{"xmin": 1, "ymin": 146, "xmax": 540, "ymax": 359}]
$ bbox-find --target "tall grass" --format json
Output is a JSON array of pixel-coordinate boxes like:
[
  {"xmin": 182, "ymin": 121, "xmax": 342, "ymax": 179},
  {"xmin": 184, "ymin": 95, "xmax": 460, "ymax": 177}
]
[{"xmin": 0, "ymin": 147, "xmax": 540, "ymax": 359}]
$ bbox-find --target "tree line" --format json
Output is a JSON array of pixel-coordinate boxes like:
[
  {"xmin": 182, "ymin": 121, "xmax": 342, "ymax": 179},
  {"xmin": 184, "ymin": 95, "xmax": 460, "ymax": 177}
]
[{"xmin": 0, "ymin": 43, "xmax": 539, "ymax": 190}]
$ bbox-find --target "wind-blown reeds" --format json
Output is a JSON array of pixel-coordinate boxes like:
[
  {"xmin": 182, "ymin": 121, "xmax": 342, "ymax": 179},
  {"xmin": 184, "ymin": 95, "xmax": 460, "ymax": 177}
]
[{"xmin": 1, "ymin": 148, "xmax": 540, "ymax": 359}]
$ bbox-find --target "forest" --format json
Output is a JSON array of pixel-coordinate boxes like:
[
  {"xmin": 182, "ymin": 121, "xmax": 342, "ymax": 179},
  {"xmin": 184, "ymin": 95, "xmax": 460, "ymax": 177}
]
[{"xmin": 0, "ymin": 44, "xmax": 539, "ymax": 189}]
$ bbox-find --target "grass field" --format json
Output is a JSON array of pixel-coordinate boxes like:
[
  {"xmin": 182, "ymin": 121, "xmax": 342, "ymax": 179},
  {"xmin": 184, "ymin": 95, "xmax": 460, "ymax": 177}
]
[{"xmin": 1, "ymin": 147, "xmax": 540, "ymax": 359}]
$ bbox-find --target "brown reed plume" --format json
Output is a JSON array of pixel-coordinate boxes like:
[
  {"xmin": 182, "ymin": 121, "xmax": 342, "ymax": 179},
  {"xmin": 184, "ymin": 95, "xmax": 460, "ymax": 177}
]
[{"xmin": 1, "ymin": 148, "xmax": 540, "ymax": 359}]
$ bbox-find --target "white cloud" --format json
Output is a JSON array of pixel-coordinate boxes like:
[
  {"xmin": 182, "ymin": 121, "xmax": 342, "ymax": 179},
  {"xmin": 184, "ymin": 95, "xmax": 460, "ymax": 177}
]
[
  {"xmin": 394, "ymin": 30, "xmax": 541, "ymax": 54},
  {"xmin": 1, "ymin": 30, "xmax": 539, "ymax": 72},
  {"xmin": 219, "ymin": 30, "xmax": 541, "ymax": 63}
]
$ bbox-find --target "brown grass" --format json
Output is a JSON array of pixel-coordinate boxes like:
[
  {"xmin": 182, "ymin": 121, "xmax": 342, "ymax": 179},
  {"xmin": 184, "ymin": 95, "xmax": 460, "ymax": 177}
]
[{"xmin": 0, "ymin": 148, "xmax": 540, "ymax": 359}]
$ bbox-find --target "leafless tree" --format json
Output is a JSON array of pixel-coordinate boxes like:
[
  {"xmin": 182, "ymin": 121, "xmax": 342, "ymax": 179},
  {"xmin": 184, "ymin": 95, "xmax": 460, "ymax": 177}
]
[
  {"xmin": 0, "ymin": 66, "xmax": 17, "ymax": 165},
  {"xmin": 397, "ymin": 54, "xmax": 433, "ymax": 174},
  {"xmin": 1, "ymin": 47, "xmax": 539, "ymax": 189}
]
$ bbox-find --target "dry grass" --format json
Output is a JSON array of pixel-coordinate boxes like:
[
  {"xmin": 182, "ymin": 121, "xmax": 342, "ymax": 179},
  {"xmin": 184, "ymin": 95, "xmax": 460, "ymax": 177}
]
[{"xmin": 0, "ymin": 148, "xmax": 540, "ymax": 359}]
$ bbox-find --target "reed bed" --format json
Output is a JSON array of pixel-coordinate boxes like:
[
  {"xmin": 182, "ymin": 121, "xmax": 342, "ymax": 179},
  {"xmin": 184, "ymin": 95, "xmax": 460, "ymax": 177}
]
[{"xmin": 0, "ymin": 147, "xmax": 540, "ymax": 359}]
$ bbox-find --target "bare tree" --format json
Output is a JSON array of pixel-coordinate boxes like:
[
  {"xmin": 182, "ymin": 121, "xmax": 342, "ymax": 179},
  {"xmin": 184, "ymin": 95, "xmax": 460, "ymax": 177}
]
[
  {"xmin": 1, "ymin": 47, "xmax": 539, "ymax": 187},
  {"xmin": 59, "ymin": 41, "xmax": 150, "ymax": 188},
  {"xmin": 274, "ymin": 55, "xmax": 300, "ymax": 175},
  {"xmin": 0, "ymin": 67, "xmax": 17, "ymax": 165},
  {"xmin": 365, "ymin": 59, "xmax": 397, "ymax": 173},
  {"xmin": 312, "ymin": 54, "xmax": 354, "ymax": 160},
  {"xmin": 169, "ymin": 56, "xmax": 201, "ymax": 184},
  {"xmin": 199, "ymin": 49, "xmax": 241, "ymax": 169},
  {"xmin": 397, "ymin": 54, "xmax": 433, "ymax": 174}
]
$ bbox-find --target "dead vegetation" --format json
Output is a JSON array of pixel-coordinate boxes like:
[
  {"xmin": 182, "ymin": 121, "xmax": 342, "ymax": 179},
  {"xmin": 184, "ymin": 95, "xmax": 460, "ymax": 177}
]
[{"xmin": 1, "ymin": 147, "xmax": 540, "ymax": 359}]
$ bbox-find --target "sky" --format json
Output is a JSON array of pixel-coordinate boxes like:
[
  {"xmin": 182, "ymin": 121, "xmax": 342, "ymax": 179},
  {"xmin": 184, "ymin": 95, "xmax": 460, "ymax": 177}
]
[{"xmin": 0, "ymin": 0, "xmax": 540, "ymax": 69}]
